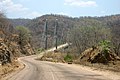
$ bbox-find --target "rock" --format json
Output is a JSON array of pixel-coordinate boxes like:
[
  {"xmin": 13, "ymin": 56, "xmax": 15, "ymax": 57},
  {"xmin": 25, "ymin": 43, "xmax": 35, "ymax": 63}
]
[
  {"xmin": 21, "ymin": 42, "xmax": 35, "ymax": 55},
  {"xmin": 79, "ymin": 47, "xmax": 120, "ymax": 64}
]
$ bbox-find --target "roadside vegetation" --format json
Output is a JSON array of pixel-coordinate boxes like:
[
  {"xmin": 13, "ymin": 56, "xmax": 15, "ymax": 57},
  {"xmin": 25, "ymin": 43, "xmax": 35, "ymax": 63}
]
[{"xmin": 0, "ymin": 12, "xmax": 34, "ymax": 79}]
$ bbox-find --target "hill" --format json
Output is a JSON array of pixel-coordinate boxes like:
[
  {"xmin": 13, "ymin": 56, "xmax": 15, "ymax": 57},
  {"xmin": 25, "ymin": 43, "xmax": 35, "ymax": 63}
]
[
  {"xmin": 9, "ymin": 19, "xmax": 31, "ymax": 27},
  {"xmin": 9, "ymin": 14, "xmax": 120, "ymax": 56},
  {"xmin": 25, "ymin": 14, "xmax": 78, "ymax": 48},
  {"xmin": 0, "ymin": 12, "xmax": 34, "ymax": 65}
]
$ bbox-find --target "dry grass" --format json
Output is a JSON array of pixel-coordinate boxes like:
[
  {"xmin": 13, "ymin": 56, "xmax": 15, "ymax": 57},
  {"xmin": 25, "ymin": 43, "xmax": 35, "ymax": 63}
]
[
  {"xmin": 40, "ymin": 52, "xmax": 66, "ymax": 63},
  {"xmin": 0, "ymin": 60, "xmax": 21, "ymax": 79}
]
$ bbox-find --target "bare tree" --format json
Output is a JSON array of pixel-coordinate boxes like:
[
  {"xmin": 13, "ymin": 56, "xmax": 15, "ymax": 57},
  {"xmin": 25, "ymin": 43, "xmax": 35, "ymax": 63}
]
[{"xmin": 68, "ymin": 20, "xmax": 111, "ymax": 53}]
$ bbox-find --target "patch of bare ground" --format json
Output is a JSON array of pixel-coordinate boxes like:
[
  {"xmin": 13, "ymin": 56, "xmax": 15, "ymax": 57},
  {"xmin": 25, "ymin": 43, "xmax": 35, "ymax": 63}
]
[
  {"xmin": 0, "ymin": 59, "xmax": 24, "ymax": 80},
  {"xmin": 75, "ymin": 61, "xmax": 120, "ymax": 75}
]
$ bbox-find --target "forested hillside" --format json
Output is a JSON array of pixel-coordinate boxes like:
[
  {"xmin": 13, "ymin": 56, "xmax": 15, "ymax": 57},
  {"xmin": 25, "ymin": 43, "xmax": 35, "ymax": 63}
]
[
  {"xmin": 25, "ymin": 14, "xmax": 78, "ymax": 48},
  {"xmin": 9, "ymin": 19, "xmax": 31, "ymax": 27},
  {"xmin": 10, "ymin": 14, "xmax": 120, "ymax": 57}
]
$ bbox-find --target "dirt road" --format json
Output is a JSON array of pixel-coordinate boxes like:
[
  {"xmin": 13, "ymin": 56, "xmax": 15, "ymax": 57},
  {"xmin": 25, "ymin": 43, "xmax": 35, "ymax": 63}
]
[
  {"xmin": 4, "ymin": 44, "xmax": 120, "ymax": 80},
  {"xmin": 4, "ymin": 55, "xmax": 115, "ymax": 80}
]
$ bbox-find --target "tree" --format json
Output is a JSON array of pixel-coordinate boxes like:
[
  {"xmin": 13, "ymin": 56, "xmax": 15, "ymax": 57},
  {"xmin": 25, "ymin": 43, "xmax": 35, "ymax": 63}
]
[
  {"xmin": 111, "ymin": 24, "xmax": 120, "ymax": 56},
  {"xmin": 0, "ymin": 12, "xmax": 7, "ymax": 29},
  {"xmin": 16, "ymin": 26, "xmax": 31, "ymax": 46},
  {"xmin": 68, "ymin": 20, "xmax": 111, "ymax": 53}
]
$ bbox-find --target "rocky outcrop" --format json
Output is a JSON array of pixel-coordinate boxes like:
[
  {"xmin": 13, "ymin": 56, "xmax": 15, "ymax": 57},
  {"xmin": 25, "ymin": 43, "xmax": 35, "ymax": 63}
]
[
  {"xmin": 0, "ymin": 12, "xmax": 34, "ymax": 65},
  {"xmin": 0, "ymin": 38, "xmax": 11, "ymax": 65},
  {"xmin": 79, "ymin": 47, "xmax": 120, "ymax": 64},
  {"xmin": 0, "ymin": 30, "xmax": 35, "ymax": 65},
  {"xmin": 21, "ymin": 42, "xmax": 35, "ymax": 55}
]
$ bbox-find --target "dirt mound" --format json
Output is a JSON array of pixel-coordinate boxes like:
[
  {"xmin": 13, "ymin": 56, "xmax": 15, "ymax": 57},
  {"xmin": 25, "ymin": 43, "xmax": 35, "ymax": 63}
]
[{"xmin": 79, "ymin": 47, "xmax": 120, "ymax": 63}]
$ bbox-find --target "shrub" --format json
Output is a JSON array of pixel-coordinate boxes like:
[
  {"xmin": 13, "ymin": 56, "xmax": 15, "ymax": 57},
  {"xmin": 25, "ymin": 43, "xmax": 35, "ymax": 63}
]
[
  {"xmin": 64, "ymin": 54, "xmax": 72, "ymax": 62},
  {"xmin": 99, "ymin": 40, "xmax": 111, "ymax": 53}
]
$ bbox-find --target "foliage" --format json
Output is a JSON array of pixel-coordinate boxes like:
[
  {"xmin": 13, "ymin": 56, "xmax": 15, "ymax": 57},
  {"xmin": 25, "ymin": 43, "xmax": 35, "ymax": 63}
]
[
  {"xmin": 16, "ymin": 26, "xmax": 31, "ymax": 45},
  {"xmin": 68, "ymin": 20, "xmax": 111, "ymax": 53},
  {"xmin": 35, "ymin": 48, "xmax": 44, "ymax": 54},
  {"xmin": 99, "ymin": 40, "xmax": 111, "ymax": 53},
  {"xmin": 10, "ymin": 14, "xmax": 120, "ymax": 56},
  {"xmin": 109, "ymin": 20, "xmax": 120, "ymax": 56},
  {"xmin": 10, "ymin": 19, "xmax": 31, "ymax": 27},
  {"xmin": 0, "ymin": 12, "xmax": 34, "ymax": 63},
  {"xmin": 64, "ymin": 54, "xmax": 72, "ymax": 62}
]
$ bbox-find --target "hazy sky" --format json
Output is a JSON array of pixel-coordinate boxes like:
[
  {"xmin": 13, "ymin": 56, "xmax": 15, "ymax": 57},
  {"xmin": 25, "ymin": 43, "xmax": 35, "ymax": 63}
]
[{"xmin": 0, "ymin": 0, "xmax": 120, "ymax": 19}]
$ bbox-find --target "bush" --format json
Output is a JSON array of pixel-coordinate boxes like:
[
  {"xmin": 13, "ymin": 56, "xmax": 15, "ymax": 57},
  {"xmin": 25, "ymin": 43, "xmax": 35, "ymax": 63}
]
[
  {"xmin": 99, "ymin": 40, "xmax": 111, "ymax": 53},
  {"xmin": 64, "ymin": 54, "xmax": 72, "ymax": 62},
  {"xmin": 35, "ymin": 48, "xmax": 44, "ymax": 55}
]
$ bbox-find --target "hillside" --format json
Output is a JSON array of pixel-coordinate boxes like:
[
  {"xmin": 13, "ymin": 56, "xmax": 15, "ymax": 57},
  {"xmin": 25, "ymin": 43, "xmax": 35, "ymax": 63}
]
[
  {"xmin": 9, "ymin": 14, "xmax": 120, "ymax": 56},
  {"xmin": 26, "ymin": 14, "xmax": 120, "ymax": 49},
  {"xmin": 0, "ymin": 13, "xmax": 34, "ymax": 65},
  {"xmin": 9, "ymin": 19, "xmax": 31, "ymax": 27},
  {"xmin": 26, "ymin": 14, "xmax": 78, "ymax": 48}
]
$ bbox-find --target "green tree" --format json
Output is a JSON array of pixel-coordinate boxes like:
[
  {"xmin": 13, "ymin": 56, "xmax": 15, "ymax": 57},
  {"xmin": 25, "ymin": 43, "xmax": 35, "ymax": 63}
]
[
  {"xmin": 16, "ymin": 26, "xmax": 31, "ymax": 46},
  {"xmin": 99, "ymin": 40, "xmax": 111, "ymax": 53}
]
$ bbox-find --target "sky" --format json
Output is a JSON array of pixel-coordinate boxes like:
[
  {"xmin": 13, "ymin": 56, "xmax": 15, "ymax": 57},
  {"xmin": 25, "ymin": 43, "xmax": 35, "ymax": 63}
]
[{"xmin": 0, "ymin": 0, "xmax": 120, "ymax": 19}]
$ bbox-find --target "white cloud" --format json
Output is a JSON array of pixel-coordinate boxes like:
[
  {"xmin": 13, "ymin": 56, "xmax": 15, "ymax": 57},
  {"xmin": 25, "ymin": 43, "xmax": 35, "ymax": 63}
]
[
  {"xmin": 64, "ymin": 0, "xmax": 97, "ymax": 7},
  {"xmin": 0, "ymin": 0, "xmax": 28, "ymax": 13},
  {"xmin": 0, "ymin": 0, "xmax": 42, "ymax": 18}
]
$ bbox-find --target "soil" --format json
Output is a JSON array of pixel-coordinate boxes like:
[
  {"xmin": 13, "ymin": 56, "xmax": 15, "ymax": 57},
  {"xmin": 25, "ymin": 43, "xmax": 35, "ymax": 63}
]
[
  {"xmin": 40, "ymin": 51, "xmax": 120, "ymax": 76},
  {"xmin": 0, "ymin": 59, "xmax": 24, "ymax": 80}
]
